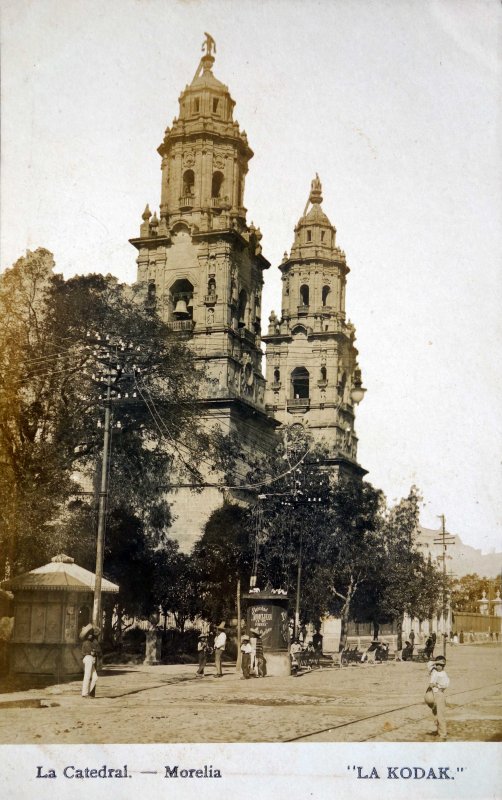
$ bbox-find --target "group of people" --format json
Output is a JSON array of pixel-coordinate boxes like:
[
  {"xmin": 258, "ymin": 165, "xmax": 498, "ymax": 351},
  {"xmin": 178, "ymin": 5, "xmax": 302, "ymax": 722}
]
[
  {"xmin": 401, "ymin": 629, "xmax": 437, "ymax": 661},
  {"xmin": 196, "ymin": 623, "xmax": 267, "ymax": 680}
]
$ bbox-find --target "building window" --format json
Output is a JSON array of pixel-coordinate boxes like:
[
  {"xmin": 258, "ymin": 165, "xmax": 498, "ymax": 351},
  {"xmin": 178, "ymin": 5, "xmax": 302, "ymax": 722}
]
[
  {"xmin": 273, "ymin": 368, "xmax": 280, "ymax": 384},
  {"xmin": 321, "ymin": 231, "xmax": 325, "ymax": 242},
  {"xmin": 307, "ymin": 230, "xmax": 312, "ymax": 242},
  {"xmin": 291, "ymin": 367, "xmax": 309, "ymax": 399},
  {"xmin": 183, "ymin": 169, "xmax": 195, "ymax": 197},
  {"xmin": 211, "ymin": 171, "xmax": 224, "ymax": 198},
  {"xmin": 320, "ymin": 366, "xmax": 327, "ymax": 382},
  {"xmin": 238, "ymin": 289, "xmax": 247, "ymax": 328},
  {"xmin": 193, "ymin": 97, "xmax": 200, "ymax": 114},
  {"xmin": 300, "ymin": 284, "xmax": 309, "ymax": 306},
  {"xmin": 322, "ymin": 285, "xmax": 330, "ymax": 306},
  {"xmin": 213, "ymin": 98, "xmax": 219, "ymax": 113}
]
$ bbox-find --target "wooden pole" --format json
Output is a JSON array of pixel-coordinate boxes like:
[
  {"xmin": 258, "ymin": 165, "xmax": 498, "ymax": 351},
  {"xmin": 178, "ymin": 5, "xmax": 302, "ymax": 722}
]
[{"xmin": 236, "ymin": 577, "xmax": 242, "ymax": 672}]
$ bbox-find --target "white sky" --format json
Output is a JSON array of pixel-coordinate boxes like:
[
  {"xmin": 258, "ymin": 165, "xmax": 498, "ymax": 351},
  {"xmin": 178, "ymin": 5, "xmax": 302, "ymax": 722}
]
[{"xmin": 1, "ymin": 0, "xmax": 501, "ymax": 553}]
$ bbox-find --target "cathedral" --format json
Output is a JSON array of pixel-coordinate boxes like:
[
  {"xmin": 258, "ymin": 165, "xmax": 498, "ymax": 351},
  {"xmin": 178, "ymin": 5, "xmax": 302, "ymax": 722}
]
[{"xmin": 129, "ymin": 37, "xmax": 366, "ymax": 548}]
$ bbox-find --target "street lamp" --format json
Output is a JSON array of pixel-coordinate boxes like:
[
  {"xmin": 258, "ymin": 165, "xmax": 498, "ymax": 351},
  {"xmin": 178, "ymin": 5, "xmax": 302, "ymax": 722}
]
[{"xmin": 349, "ymin": 369, "xmax": 366, "ymax": 405}]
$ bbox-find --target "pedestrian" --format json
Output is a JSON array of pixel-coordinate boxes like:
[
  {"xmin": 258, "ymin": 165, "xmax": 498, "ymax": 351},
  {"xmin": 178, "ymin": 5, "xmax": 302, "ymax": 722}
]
[
  {"xmin": 214, "ymin": 622, "xmax": 226, "ymax": 677},
  {"xmin": 196, "ymin": 633, "xmax": 210, "ymax": 677},
  {"xmin": 431, "ymin": 631, "xmax": 437, "ymax": 655},
  {"xmin": 251, "ymin": 628, "xmax": 266, "ymax": 677},
  {"xmin": 424, "ymin": 635, "xmax": 434, "ymax": 659},
  {"xmin": 312, "ymin": 626, "xmax": 323, "ymax": 655},
  {"xmin": 409, "ymin": 629, "xmax": 415, "ymax": 649},
  {"xmin": 80, "ymin": 624, "xmax": 101, "ymax": 699},
  {"xmin": 290, "ymin": 637, "xmax": 302, "ymax": 674},
  {"xmin": 459, "ymin": 630, "xmax": 464, "ymax": 644},
  {"xmin": 401, "ymin": 640, "xmax": 413, "ymax": 661},
  {"xmin": 424, "ymin": 654, "xmax": 450, "ymax": 740},
  {"xmin": 240, "ymin": 635, "xmax": 252, "ymax": 679}
]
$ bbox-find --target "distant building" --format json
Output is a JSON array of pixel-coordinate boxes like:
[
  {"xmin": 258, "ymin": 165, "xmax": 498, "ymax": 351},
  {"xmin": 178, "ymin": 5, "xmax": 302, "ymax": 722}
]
[{"xmin": 417, "ymin": 526, "xmax": 502, "ymax": 579}]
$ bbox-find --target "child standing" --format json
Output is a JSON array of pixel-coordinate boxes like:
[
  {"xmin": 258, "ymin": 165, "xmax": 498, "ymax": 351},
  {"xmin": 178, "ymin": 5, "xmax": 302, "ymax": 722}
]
[{"xmin": 425, "ymin": 654, "xmax": 450, "ymax": 740}]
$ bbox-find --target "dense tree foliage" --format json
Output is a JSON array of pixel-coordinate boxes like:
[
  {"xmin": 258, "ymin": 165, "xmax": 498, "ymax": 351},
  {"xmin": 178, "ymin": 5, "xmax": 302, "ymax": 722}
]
[
  {"xmin": 191, "ymin": 429, "xmax": 444, "ymax": 644},
  {"xmin": 191, "ymin": 503, "xmax": 253, "ymax": 623},
  {"xmin": 0, "ymin": 250, "xmax": 221, "ymax": 613}
]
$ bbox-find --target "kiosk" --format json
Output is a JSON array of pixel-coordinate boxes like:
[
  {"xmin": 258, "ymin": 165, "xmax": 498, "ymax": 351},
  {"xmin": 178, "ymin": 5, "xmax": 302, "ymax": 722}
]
[
  {"xmin": 1, "ymin": 554, "xmax": 118, "ymax": 677},
  {"xmin": 243, "ymin": 592, "xmax": 290, "ymax": 676}
]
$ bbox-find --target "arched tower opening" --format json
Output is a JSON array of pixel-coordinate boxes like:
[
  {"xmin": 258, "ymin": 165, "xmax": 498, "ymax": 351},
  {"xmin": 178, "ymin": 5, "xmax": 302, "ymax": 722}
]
[
  {"xmin": 291, "ymin": 367, "xmax": 310, "ymax": 399},
  {"xmin": 183, "ymin": 170, "xmax": 195, "ymax": 197},
  {"xmin": 211, "ymin": 171, "xmax": 224, "ymax": 198},
  {"xmin": 170, "ymin": 278, "xmax": 194, "ymax": 321}
]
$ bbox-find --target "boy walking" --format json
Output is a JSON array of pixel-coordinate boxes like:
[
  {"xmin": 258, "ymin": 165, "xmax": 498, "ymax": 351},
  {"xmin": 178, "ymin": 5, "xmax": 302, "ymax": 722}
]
[{"xmin": 425, "ymin": 654, "xmax": 450, "ymax": 740}]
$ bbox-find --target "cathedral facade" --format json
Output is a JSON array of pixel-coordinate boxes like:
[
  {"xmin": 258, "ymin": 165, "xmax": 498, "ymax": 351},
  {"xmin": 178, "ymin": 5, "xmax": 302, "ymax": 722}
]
[{"xmin": 130, "ymin": 39, "xmax": 366, "ymax": 548}]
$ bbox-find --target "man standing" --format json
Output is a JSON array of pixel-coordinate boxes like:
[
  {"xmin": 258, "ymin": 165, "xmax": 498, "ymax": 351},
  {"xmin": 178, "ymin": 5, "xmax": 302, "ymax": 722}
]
[
  {"xmin": 214, "ymin": 622, "xmax": 226, "ymax": 677},
  {"xmin": 80, "ymin": 624, "xmax": 101, "ymax": 698},
  {"xmin": 196, "ymin": 634, "xmax": 209, "ymax": 677},
  {"xmin": 409, "ymin": 629, "xmax": 415, "ymax": 650}
]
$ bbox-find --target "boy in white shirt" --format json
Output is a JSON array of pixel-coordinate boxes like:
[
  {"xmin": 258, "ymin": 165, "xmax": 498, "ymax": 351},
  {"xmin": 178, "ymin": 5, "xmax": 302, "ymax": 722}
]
[{"xmin": 425, "ymin": 654, "xmax": 450, "ymax": 740}]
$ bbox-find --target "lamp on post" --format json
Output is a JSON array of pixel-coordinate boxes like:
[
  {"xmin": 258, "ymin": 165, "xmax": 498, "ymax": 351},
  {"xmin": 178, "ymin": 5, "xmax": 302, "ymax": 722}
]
[{"xmin": 350, "ymin": 368, "xmax": 366, "ymax": 405}]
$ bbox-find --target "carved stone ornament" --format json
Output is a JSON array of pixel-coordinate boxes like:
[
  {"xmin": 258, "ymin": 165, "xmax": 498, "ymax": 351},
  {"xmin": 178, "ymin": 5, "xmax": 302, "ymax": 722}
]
[
  {"xmin": 183, "ymin": 151, "xmax": 195, "ymax": 167},
  {"xmin": 214, "ymin": 155, "xmax": 225, "ymax": 170}
]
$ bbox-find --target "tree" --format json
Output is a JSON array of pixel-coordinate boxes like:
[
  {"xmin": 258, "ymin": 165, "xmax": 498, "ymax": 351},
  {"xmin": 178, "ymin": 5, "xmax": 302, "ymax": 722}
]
[
  {"xmin": 226, "ymin": 427, "xmax": 385, "ymax": 646},
  {"xmin": 360, "ymin": 487, "xmax": 443, "ymax": 648},
  {"xmin": 0, "ymin": 250, "xmax": 215, "ymax": 579},
  {"xmin": 191, "ymin": 502, "xmax": 253, "ymax": 623},
  {"xmin": 153, "ymin": 543, "xmax": 199, "ymax": 633}
]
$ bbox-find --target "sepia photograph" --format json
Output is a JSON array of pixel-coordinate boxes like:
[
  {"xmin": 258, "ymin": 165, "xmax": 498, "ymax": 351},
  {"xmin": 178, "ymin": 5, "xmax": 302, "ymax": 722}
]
[{"xmin": 0, "ymin": 1, "xmax": 501, "ymax": 797}]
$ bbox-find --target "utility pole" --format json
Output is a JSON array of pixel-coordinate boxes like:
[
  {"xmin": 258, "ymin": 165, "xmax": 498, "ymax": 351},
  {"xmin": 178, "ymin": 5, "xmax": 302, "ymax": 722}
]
[
  {"xmin": 434, "ymin": 515, "xmax": 455, "ymax": 657},
  {"xmin": 87, "ymin": 333, "xmax": 140, "ymax": 630},
  {"xmin": 294, "ymin": 531, "xmax": 303, "ymax": 641},
  {"xmin": 92, "ymin": 364, "xmax": 112, "ymax": 628}
]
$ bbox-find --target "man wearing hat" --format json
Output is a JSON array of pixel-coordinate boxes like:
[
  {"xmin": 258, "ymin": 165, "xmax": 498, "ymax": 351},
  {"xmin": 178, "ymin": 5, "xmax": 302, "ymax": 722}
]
[
  {"xmin": 196, "ymin": 633, "xmax": 210, "ymax": 678},
  {"xmin": 80, "ymin": 624, "xmax": 101, "ymax": 698},
  {"xmin": 240, "ymin": 635, "xmax": 253, "ymax": 679},
  {"xmin": 425, "ymin": 655, "xmax": 450, "ymax": 740},
  {"xmin": 214, "ymin": 622, "xmax": 226, "ymax": 677}
]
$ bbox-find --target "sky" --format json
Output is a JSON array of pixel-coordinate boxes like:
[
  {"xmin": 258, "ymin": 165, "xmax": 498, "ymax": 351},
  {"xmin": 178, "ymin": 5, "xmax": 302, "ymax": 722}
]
[{"xmin": 1, "ymin": 0, "xmax": 501, "ymax": 553}]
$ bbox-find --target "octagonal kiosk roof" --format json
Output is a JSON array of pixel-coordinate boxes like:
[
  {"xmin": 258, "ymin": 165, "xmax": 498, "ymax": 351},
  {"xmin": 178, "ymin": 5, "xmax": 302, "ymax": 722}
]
[{"xmin": 1, "ymin": 554, "xmax": 119, "ymax": 593}]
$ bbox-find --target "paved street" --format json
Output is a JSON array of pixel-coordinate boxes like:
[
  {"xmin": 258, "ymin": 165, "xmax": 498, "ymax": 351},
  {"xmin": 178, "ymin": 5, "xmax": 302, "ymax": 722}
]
[{"xmin": 0, "ymin": 644, "xmax": 500, "ymax": 744}]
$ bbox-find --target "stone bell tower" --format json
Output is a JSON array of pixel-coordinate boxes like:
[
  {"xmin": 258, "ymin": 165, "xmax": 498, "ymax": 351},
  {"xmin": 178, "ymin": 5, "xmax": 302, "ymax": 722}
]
[
  {"xmin": 130, "ymin": 37, "xmax": 277, "ymax": 546},
  {"xmin": 262, "ymin": 176, "xmax": 366, "ymax": 477}
]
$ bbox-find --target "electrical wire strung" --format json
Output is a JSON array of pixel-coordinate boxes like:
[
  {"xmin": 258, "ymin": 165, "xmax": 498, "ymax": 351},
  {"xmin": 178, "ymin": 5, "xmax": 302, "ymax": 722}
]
[{"xmin": 134, "ymin": 374, "xmax": 321, "ymax": 492}]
